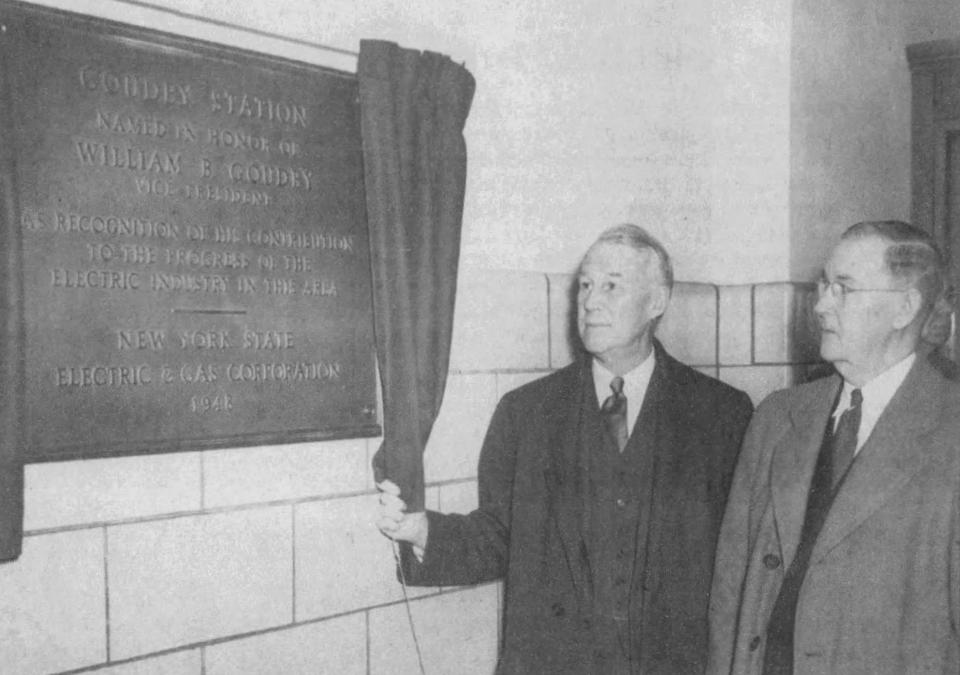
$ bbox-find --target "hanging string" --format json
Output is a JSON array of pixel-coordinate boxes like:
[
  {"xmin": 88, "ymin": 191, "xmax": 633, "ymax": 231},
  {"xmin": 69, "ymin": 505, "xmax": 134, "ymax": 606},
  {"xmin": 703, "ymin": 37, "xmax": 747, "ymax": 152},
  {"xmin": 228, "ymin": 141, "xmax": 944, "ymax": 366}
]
[{"xmin": 391, "ymin": 540, "xmax": 427, "ymax": 675}]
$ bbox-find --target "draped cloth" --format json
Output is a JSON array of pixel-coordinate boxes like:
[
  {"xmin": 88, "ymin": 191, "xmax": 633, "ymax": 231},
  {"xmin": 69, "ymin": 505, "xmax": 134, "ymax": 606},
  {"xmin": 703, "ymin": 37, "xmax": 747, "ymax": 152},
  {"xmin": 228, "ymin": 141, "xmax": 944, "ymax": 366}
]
[
  {"xmin": 0, "ymin": 282, "xmax": 22, "ymax": 564},
  {"xmin": 0, "ymin": 45, "xmax": 23, "ymax": 563},
  {"xmin": 358, "ymin": 40, "xmax": 475, "ymax": 511}
]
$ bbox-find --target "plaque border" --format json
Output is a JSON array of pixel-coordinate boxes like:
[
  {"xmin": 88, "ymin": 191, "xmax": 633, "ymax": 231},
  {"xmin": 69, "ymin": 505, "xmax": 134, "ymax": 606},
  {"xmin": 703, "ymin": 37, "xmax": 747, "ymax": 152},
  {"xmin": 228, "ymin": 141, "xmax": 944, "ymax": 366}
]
[{"xmin": 0, "ymin": 0, "xmax": 382, "ymax": 463}]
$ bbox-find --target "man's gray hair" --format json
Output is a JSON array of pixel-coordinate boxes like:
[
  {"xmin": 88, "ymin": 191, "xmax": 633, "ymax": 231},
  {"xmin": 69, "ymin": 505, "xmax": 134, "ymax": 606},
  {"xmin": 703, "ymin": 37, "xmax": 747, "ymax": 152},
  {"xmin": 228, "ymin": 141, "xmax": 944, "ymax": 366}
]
[
  {"xmin": 841, "ymin": 220, "xmax": 946, "ymax": 312},
  {"xmin": 592, "ymin": 223, "xmax": 674, "ymax": 292}
]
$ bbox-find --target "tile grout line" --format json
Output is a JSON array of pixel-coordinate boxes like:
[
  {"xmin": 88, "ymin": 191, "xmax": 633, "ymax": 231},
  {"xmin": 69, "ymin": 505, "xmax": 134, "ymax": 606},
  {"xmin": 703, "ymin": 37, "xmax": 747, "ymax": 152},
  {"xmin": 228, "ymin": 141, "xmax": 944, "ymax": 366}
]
[
  {"xmin": 750, "ymin": 284, "xmax": 757, "ymax": 365},
  {"xmin": 24, "ymin": 478, "xmax": 484, "ymax": 539},
  {"xmin": 199, "ymin": 453, "xmax": 206, "ymax": 512},
  {"xmin": 714, "ymin": 283, "xmax": 721, "ymax": 373},
  {"xmin": 291, "ymin": 504, "xmax": 297, "ymax": 624},
  {"xmin": 55, "ymin": 587, "xmax": 473, "ymax": 675},
  {"xmin": 545, "ymin": 273, "xmax": 554, "ymax": 369},
  {"xmin": 102, "ymin": 526, "xmax": 111, "ymax": 664},
  {"xmin": 365, "ymin": 608, "xmax": 372, "ymax": 675}
]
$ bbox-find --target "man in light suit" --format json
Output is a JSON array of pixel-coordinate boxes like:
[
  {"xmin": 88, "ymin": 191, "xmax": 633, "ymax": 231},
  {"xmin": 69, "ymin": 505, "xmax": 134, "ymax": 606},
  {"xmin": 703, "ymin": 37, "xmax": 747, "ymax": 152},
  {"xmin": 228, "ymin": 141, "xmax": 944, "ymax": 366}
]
[
  {"xmin": 379, "ymin": 224, "xmax": 753, "ymax": 674},
  {"xmin": 708, "ymin": 220, "xmax": 960, "ymax": 675}
]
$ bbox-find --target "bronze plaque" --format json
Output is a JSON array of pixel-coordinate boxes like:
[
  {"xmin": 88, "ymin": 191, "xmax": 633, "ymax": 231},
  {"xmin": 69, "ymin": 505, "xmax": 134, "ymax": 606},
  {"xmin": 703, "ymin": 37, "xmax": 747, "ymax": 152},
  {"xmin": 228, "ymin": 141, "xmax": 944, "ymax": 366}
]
[{"xmin": 0, "ymin": 2, "xmax": 379, "ymax": 461}]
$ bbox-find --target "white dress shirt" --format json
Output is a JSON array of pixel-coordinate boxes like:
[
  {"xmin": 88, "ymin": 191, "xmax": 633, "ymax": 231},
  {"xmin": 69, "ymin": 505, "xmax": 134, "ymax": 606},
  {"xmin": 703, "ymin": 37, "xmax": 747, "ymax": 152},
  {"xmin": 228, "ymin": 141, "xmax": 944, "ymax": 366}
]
[
  {"xmin": 832, "ymin": 352, "xmax": 915, "ymax": 454},
  {"xmin": 592, "ymin": 350, "xmax": 656, "ymax": 438}
]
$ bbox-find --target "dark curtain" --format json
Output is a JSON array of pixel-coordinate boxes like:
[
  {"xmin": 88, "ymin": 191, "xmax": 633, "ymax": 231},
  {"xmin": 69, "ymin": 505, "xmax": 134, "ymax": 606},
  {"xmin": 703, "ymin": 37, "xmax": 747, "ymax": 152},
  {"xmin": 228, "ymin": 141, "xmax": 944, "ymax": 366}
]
[
  {"xmin": 359, "ymin": 40, "xmax": 475, "ymax": 512},
  {"xmin": 0, "ymin": 315, "xmax": 22, "ymax": 563},
  {"xmin": 0, "ymin": 401, "xmax": 21, "ymax": 564},
  {"xmin": 0, "ymin": 50, "xmax": 23, "ymax": 563}
]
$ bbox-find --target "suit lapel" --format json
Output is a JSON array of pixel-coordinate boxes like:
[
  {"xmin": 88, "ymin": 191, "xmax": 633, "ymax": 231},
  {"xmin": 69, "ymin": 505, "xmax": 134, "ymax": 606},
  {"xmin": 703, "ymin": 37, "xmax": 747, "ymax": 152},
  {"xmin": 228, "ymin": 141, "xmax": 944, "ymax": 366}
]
[
  {"xmin": 542, "ymin": 360, "xmax": 593, "ymax": 599},
  {"xmin": 770, "ymin": 375, "xmax": 839, "ymax": 567},
  {"xmin": 629, "ymin": 352, "xmax": 671, "ymax": 592},
  {"xmin": 812, "ymin": 358, "xmax": 944, "ymax": 561}
]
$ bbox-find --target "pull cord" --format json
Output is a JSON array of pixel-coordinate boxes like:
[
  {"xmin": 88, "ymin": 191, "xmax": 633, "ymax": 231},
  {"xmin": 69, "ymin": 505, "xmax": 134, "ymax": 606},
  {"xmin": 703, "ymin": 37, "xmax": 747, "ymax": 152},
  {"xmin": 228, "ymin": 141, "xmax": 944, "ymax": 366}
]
[{"xmin": 391, "ymin": 540, "xmax": 427, "ymax": 675}]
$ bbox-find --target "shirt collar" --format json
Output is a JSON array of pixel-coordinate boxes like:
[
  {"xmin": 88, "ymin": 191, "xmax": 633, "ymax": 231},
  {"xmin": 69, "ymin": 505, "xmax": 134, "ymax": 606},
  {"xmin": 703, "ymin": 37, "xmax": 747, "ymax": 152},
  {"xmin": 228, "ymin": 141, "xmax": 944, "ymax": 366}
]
[
  {"xmin": 833, "ymin": 352, "xmax": 915, "ymax": 452},
  {"xmin": 592, "ymin": 350, "xmax": 656, "ymax": 430},
  {"xmin": 834, "ymin": 352, "xmax": 915, "ymax": 418}
]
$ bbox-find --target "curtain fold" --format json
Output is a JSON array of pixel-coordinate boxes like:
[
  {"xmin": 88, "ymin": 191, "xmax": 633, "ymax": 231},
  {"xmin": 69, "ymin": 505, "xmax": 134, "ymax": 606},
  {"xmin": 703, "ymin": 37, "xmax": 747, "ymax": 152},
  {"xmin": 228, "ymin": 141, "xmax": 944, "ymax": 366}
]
[
  {"xmin": 0, "ymin": 43, "xmax": 23, "ymax": 563},
  {"xmin": 359, "ymin": 40, "xmax": 475, "ymax": 511},
  {"xmin": 0, "ymin": 439, "xmax": 21, "ymax": 564}
]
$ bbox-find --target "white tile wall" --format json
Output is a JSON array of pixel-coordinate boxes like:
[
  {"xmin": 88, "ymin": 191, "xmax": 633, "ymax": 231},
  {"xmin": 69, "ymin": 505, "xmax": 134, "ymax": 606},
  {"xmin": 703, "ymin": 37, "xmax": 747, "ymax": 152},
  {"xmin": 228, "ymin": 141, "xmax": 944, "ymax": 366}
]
[
  {"xmin": 368, "ymin": 584, "xmax": 500, "ymax": 675},
  {"xmin": 547, "ymin": 272, "xmax": 578, "ymax": 368},
  {"xmin": 205, "ymin": 614, "xmax": 367, "ymax": 675},
  {"xmin": 24, "ymin": 453, "xmax": 202, "ymax": 531},
  {"xmin": 658, "ymin": 282, "xmax": 718, "ymax": 365},
  {"xmin": 718, "ymin": 284, "xmax": 753, "ymax": 365},
  {"xmin": 294, "ymin": 494, "xmax": 420, "ymax": 621},
  {"xmin": 107, "ymin": 507, "xmax": 292, "ymax": 659},
  {"xmin": 366, "ymin": 436, "xmax": 385, "ymax": 490},
  {"xmin": 0, "ymin": 530, "xmax": 106, "ymax": 674},
  {"xmin": 449, "ymin": 270, "xmax": 550, "ymax": 372},
  {"xmin": 439, "ymin": 481, "xmax": 479, "ymax": 514},
  {"xmin": 203, "ymin": 439, "xmax": 368, "ymax": 508},
  {"xmin": 423, "ymin": 374, "xmax": 498, "ymax": 483},
  {"xmin": 753, "ymin": 283, "xmax": 820, "ymax": 364},
  {"xmin": 92, "ymin": 650, "xmax": 201, "ymax": 675}
]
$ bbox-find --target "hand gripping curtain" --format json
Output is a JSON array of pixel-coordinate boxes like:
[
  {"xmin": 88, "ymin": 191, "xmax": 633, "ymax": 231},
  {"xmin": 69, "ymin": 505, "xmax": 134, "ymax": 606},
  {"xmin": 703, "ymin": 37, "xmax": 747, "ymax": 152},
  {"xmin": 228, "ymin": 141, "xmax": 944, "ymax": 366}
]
[{"xmin": 359, "ymin": 41, "xmax": 474, "ymax": 512}]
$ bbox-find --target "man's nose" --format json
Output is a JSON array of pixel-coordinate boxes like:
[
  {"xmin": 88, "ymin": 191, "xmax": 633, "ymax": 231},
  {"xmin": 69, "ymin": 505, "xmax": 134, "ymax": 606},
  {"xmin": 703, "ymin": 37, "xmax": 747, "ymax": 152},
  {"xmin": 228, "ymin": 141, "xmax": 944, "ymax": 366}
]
[
  {"xmin": 813, "ymin": 289, "xmax": 833, "ymax": 316},
  {"xmin": 581, "ymin": 287, "xmax": 603, "ymax": 310}
]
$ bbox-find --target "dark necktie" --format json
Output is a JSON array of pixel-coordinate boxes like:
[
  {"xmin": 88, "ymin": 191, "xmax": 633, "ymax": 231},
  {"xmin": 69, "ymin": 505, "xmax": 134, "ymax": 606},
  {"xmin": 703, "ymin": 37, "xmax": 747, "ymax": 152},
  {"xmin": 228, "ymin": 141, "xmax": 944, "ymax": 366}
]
[
  {"xmin": 600, "ymin": 376, "xmax": 629, "ymax": 452},
  {"xmin": 830, "ymin": 388, "xmax": 863, "ymax": 490}
]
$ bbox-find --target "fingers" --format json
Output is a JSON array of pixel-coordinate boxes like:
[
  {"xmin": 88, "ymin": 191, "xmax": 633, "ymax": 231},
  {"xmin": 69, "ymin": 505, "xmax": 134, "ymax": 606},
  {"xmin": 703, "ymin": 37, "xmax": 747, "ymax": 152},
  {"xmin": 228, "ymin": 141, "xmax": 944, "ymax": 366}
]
[
  {"xmin": 377, "ymin": 480, "xmax": 408, "ymax": 521},
  {"xmin": 376, "ymin": 515, "xmax": 403, "ymax": 538},
  {"xmin": 379, "ymin": 491, "xmax": 406, "ymax": 512},
  {"xmin": 376, "ymin": 511, "xmax": 412, "ymax": 540},
  {"xmin": 377, "ymin": 511, "xmax": 428, "ymax": 548},
  {"xmin": 376, "ymin": 479, "xmax": 401, "ymax": 496},
  {"xmin": 374, "ymin": 481, "xmax": 428, "ymax": 548},
  {"xmin": 376, "ymin": 479, "xmax": 408, "ymax": 540}
]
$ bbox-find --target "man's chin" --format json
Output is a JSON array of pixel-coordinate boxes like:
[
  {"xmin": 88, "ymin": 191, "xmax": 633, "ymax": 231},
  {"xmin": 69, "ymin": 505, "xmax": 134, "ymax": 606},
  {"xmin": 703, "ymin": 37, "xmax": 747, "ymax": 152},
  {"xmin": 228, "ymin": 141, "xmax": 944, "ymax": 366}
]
[
  {"xmin": 579, "ymin": 330, "xmax": 606, "ymax": 352},
  {"xmin": 819, "ymin": 338, "xmax": 839, "ymax": 362},
  {"xmin": 581, "ymin": 339, "xmax": 607, "ymax": 356}
]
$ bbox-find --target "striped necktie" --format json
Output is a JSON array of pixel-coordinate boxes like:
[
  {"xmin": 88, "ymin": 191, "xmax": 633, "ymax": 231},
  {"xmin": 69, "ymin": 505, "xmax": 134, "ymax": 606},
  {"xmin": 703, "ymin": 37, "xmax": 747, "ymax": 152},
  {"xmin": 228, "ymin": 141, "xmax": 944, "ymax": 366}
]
[
  {"xmin": 600, "ymin": 376, "xmax": 628, "ymax": 452},
  {"xmin": 830, "ymin": 388, "xmax": 863, "ymax": 490}
]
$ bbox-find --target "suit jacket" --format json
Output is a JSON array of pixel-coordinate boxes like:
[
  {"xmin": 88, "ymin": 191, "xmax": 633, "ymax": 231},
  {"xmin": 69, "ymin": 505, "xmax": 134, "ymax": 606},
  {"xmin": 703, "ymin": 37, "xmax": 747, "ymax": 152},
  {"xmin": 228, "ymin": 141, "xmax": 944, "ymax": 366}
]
[
  {"xmin": 708, "ymin": 355, "xmax": 960, "ymax": 675},
  {"xmin": 404, "ymin": 342, "xmax": 753, "ymax": 674}
]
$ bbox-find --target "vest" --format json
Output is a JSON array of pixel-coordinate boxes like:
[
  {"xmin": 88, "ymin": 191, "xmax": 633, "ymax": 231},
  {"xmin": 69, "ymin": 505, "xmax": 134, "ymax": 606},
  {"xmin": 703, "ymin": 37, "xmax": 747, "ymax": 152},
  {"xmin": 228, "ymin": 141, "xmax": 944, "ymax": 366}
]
[{"xmin": 581, "ymin": 370, "xmax": 661, "ymax": 673}]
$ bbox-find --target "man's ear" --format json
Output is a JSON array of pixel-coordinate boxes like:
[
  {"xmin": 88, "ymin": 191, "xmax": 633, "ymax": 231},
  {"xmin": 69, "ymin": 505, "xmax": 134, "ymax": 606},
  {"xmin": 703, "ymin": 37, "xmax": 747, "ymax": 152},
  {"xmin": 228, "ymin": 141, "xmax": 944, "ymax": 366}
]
[
  {"xmin": 649, "ymin": 285, "xmax": 670, "ymax": 321},
  {"xmin": 892, "ymin": 288, "xmax": 924, "ymax": 330}
]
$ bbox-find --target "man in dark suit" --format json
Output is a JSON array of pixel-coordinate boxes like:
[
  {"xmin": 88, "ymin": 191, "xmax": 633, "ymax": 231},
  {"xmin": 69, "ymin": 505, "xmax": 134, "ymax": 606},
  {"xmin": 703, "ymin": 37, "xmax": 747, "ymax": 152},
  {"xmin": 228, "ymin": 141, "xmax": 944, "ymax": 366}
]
[
  {"xmin": 378, "ymin": 224, "xmax": 753, "ymax": 674},
  {"xmin": 708, "ymin": 221, "xmax": 960, "ymax": 675}
]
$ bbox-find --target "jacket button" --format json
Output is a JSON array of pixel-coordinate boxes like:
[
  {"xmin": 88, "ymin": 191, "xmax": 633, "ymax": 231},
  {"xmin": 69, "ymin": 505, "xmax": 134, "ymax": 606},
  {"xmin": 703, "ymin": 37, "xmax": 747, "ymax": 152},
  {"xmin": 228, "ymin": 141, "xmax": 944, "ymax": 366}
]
[
  {"xmin": 749, "ymin": 636, "xmax": 761, "ymax": 651},
  {"xmin": 551, "ymin": 602, "xmax": 565, "ymax": 617},
  {"xmin": 763, "ymin": 554, "xmax": 782, "ymax": 569}
]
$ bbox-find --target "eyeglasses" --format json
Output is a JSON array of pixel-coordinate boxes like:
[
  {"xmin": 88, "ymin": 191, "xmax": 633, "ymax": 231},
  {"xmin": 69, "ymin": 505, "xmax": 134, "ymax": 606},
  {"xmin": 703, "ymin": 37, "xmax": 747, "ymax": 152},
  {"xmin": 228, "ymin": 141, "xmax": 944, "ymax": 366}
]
[{"xmin": 816, "ymin": 277, "xmax": 908, "ymax": 303}]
